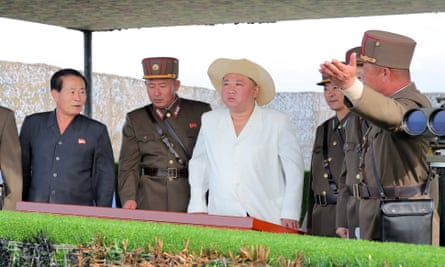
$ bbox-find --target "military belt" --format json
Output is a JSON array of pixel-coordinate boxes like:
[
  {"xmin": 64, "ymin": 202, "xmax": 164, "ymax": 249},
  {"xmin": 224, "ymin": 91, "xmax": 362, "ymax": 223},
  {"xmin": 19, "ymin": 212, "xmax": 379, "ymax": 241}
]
[
  {"xmin": 357, "ymin": 183, "xmax": 426, "ymax": 199},
  {"xmin": 313, "ymin": 193, "xmax": 337, "ymax": 206},
  {"xmin": 142, "ymin": 167, "xmax": 188, "ymax": 179}
]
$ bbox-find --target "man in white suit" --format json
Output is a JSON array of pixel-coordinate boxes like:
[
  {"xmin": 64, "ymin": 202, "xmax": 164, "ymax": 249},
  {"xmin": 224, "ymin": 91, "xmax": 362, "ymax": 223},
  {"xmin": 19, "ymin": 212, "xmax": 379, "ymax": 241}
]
[{"xmin": 187, "ymin": 58, "xmax": 304, "ymax": 230}]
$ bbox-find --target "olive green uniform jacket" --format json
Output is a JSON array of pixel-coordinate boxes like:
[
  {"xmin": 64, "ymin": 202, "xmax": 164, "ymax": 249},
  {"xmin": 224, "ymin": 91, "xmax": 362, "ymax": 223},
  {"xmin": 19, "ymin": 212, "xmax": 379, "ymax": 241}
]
[
  {"xmin": 118, "ymin": 98, "xmax": 210, "ymax": 211},
  {"xmin": 347, "ymin": 83, "xmax": 436, "ymax": 241},
  {"xmin": 0, "ymin": 106, "xmax": 22, "ymax": 210},
  {"xmin": 336, "ymin": 113, "xmax": 364, "ymax": 238},
  {"xmin": 307, "ymin": 115, "xmax": 347, "ymax": 237}
]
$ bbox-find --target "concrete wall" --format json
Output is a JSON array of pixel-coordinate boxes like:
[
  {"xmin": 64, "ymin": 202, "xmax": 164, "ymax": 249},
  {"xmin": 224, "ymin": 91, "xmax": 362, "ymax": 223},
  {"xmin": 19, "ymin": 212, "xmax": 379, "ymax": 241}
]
[{"xmin": 1, "ymin": 60, "xmax": 443, "ymax": 169}]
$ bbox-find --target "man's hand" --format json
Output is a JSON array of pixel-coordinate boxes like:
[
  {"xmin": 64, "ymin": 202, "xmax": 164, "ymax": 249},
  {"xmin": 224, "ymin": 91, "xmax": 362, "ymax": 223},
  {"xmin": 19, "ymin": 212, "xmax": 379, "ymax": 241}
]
[
  {"xmin": 281, "ymin": 219, "xmax": 299, "ymax": 230},
  {"xmin": 320, "ymin": 52, "xmax": 358, "ymax": 90},
  {"xmin": 336, "ymin": 227, "xmax": 349, "ymax": 239},
  {"xmin": 123, "ymin": 200, "xmax": 137, "ymax": 209}
]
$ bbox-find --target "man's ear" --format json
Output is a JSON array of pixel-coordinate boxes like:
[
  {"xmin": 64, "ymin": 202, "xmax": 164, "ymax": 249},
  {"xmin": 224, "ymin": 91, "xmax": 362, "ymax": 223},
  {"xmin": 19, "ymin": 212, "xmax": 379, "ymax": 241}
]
[
  {"xmin": 254, "ymin": 85, "xmax": 260, "ymax": 98},
  {"xmin": 174, "ymin": 80, "xmax": 181, "ymax": 92},
  {"xmin": 50, "ymin": 89, "xmax": 58, "ymax": 101},
  {"xmin": 382, "ymin": 67, "xmax": 391, "ymax": 77}
]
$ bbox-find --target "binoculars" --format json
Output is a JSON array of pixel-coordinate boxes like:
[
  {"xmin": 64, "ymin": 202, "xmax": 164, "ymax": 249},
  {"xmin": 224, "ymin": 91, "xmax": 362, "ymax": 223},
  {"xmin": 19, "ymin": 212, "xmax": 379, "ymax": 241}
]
[{"xmin": 402, "ymin": 108, "xmax": 445, "ymax": 136}]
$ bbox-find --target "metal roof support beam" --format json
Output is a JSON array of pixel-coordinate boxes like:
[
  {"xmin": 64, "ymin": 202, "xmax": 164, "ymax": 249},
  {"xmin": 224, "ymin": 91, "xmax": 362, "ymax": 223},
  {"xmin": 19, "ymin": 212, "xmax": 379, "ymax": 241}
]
[{"xmin": 83, "ymin": 30, "xmax": 92, "ymax": 118}]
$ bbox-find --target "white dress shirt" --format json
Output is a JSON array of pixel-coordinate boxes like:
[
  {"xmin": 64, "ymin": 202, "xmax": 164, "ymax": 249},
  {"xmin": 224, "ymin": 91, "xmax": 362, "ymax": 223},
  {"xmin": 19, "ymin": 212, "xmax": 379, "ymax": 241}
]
[{"xmin": 187, "ymin": 104, "xmax": 304, "ymax": 225}]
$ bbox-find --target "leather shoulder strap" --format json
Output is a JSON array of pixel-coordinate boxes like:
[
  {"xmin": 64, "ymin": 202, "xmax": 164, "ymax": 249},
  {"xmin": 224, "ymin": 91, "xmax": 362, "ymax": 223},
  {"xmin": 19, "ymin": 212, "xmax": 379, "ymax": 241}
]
[
  {"xmin": 145, "ymin": 106, "xmax": 186, "ymax": 166},
  {"xmin": 322, "ymin": 119, "xmax": 338, "ymax": 194},
  {"xmin": 163, "ymin": 119, "xmax": 191, "ymax": 159}
]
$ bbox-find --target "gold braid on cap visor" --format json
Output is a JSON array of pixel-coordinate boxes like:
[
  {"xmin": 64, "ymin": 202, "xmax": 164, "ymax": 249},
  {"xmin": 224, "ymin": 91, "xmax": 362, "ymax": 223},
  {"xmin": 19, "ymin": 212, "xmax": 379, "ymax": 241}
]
[
  {"xmin": 360, "ymin": 54, "xmax": 376, "ymax": 64},
  {"xmin": 143, "ymin": 74, "xmax": 177, "ymax": 79}
]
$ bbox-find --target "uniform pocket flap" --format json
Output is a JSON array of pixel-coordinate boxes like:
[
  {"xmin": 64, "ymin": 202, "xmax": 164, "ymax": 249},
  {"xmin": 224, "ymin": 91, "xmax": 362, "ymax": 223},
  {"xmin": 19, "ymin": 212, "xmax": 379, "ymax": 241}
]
[{"xmin": 136, "ymin": 133, "xmax": 157, "ymax": 143}]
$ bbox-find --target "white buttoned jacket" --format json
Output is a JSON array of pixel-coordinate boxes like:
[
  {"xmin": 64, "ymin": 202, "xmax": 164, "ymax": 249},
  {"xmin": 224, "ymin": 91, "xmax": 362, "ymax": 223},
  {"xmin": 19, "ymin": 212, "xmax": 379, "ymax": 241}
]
[{"xmin": 187, "ymin": 104, "xmax": 304, "ymax": 225}]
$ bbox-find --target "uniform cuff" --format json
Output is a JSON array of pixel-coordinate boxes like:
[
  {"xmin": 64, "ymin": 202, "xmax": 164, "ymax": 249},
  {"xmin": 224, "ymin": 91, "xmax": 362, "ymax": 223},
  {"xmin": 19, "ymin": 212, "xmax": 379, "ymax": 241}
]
[{"xmin": 342, "ymin": 78, "xmax": 364, "ymax": 106}]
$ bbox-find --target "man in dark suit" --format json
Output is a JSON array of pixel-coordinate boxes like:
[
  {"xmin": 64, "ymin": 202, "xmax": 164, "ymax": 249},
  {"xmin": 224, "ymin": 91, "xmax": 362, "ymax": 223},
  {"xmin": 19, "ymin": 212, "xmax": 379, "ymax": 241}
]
[
  {"xmin": 0, "ymin": 106, "xmax": 22, "ymax": 210},
  {"xmin": 118, "ymin": 57, "xmax": 211, "ymax": 211},
  {"xmin": 320, "ymin": 30, "xmax": 438, "ymax": 244},
  {"xmin": 20, "ymin": 68, "xmax": 115, "ymax": 206}
]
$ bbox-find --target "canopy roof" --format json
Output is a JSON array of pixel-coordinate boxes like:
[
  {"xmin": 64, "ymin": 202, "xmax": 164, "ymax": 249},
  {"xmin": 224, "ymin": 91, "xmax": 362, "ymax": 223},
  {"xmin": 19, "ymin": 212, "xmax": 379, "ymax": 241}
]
[
  {"xmin": 1, "ymin": 0, "xmax": 444, "ymax": 31},
  {"xmin": 2, "ymin": 0, "xmax": 443, "ymax": 117}
]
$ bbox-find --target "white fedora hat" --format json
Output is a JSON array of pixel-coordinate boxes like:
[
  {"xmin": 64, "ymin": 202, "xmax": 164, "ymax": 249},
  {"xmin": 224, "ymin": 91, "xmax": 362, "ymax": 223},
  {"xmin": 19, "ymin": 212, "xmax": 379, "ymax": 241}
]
[{"xmin": 207, "ymin": 58, "xmax": 276, "ymax": 106}]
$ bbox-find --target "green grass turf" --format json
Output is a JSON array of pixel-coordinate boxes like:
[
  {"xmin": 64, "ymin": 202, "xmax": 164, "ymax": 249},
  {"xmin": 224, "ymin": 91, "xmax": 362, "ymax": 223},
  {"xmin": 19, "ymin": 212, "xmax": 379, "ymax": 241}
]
[{"xmin": 1, "ymin": 210, "xmax": 444, "ymax": 266}]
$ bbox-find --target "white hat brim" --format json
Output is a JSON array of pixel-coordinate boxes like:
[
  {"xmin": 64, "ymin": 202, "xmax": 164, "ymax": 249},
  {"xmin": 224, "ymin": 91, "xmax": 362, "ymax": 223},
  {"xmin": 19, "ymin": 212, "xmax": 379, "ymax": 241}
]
[{"xmin": 207, "ymin": 58, "xmax": 276, "ymax": 106}]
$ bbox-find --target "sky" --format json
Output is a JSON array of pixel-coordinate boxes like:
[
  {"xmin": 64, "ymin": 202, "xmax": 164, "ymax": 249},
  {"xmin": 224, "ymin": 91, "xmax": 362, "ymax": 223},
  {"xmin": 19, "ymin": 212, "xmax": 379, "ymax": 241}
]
[{"xmin": 1, "ymin": 12, "xmax": 445, "ymax": 93}]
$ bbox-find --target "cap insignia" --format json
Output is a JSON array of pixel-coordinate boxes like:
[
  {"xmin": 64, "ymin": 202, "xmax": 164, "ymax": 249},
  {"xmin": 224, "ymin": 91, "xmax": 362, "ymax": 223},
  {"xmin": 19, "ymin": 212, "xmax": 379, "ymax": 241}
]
[{"xmin": 360, "ymin": 54, "xmax": 377, "ymax": 64}]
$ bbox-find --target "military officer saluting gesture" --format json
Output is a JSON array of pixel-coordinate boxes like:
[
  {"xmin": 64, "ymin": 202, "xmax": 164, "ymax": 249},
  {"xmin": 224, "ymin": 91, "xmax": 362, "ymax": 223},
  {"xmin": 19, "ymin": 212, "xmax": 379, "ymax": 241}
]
[
  {"xmin": 320, "ymin": 30, "xmax": 438, "ymax": 244},
  {"xmin": 118, "ymin": 57, "xmax": 211, "ymax": 211}
]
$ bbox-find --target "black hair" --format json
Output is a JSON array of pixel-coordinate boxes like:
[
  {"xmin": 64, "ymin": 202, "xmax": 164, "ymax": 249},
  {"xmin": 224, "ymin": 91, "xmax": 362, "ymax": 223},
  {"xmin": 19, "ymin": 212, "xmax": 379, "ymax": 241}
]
[{"xmin": 50, "ymin": 68, "xmax": 88, "ymax": 92}]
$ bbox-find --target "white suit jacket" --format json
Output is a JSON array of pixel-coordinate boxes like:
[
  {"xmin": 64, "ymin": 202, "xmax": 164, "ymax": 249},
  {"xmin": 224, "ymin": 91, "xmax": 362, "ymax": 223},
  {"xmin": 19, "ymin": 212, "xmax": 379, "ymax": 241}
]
[{"xmin": 187, "ymin": 104, "xmax": 304, "ymax": 225}]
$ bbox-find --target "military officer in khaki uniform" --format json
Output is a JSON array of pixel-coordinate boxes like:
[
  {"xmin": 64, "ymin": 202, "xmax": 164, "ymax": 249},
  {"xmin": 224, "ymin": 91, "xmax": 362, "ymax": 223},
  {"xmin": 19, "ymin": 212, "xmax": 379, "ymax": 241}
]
[
  {"xmin": 0, "ymin": 106, "xmax": 22, "ymax": 210},
  {"xmin": 307, "ymin": 73, "xmax": 349, "ymax": 237},
  {"xmin": 320, "ymin": 30, "xmax": 438, "ymax": 244},
  {"xmin": 336, "ymin": 46, "xmax": 365, "ymax": 239},
  {"xmin": 118, "ymin": 57, "xmax": 211, "ymax": 211}
]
